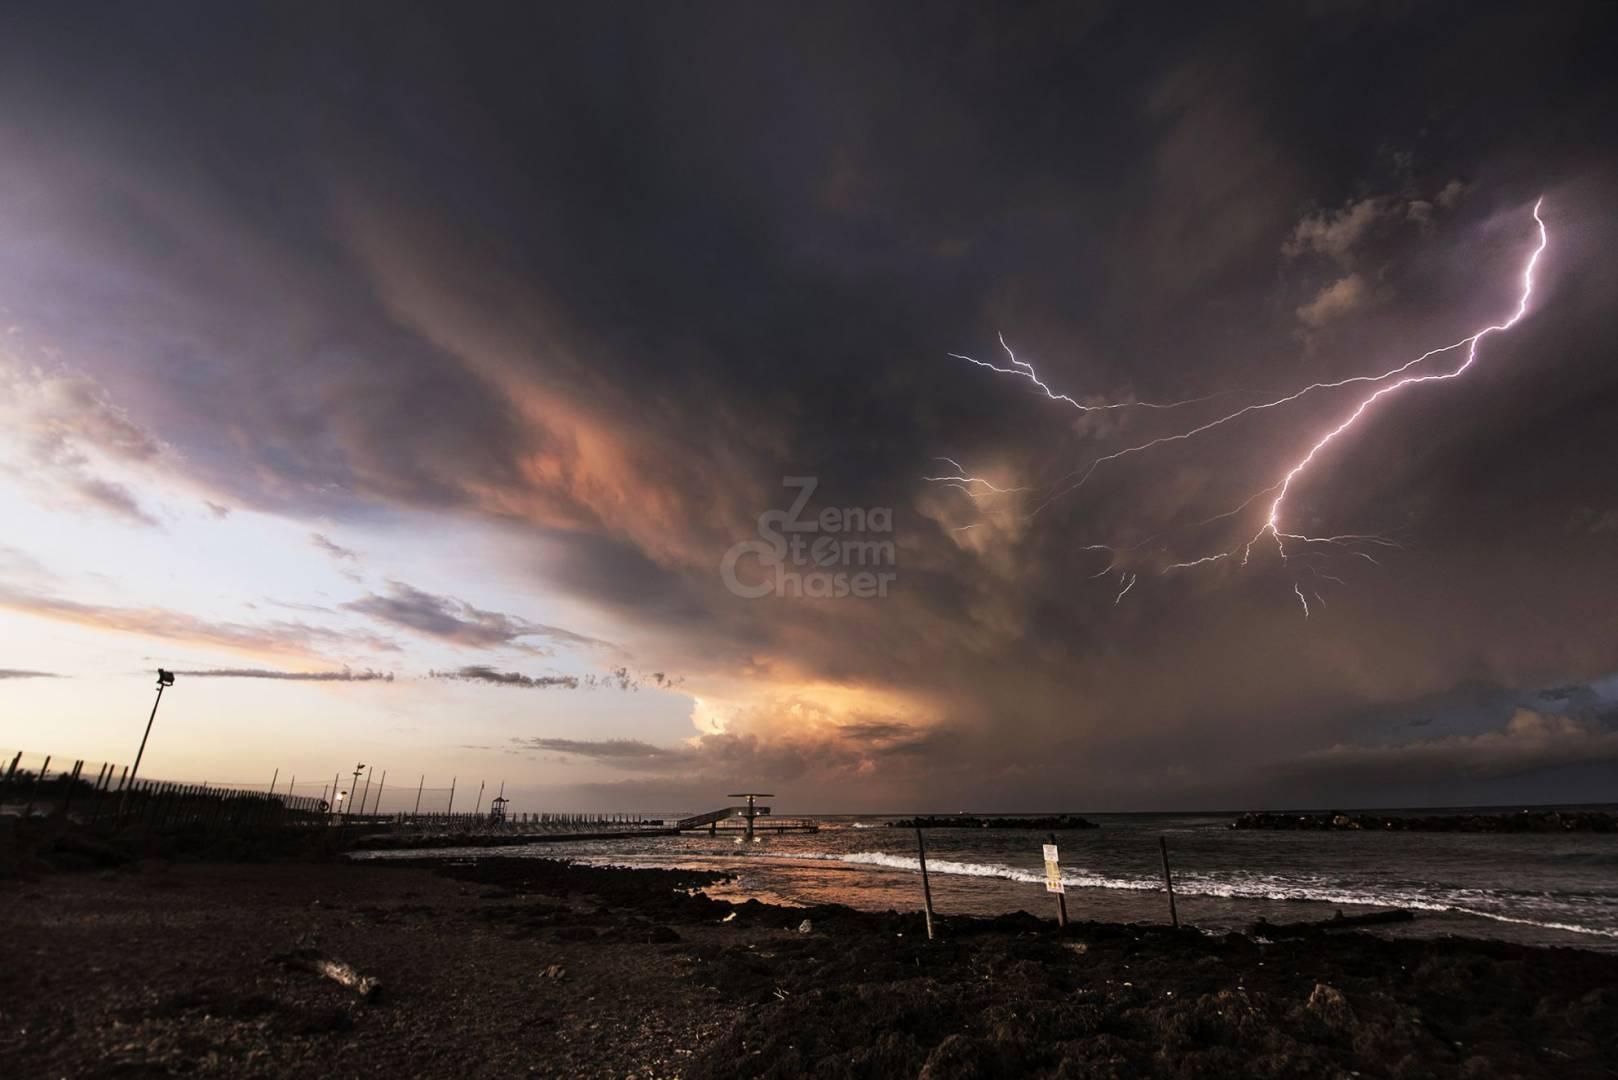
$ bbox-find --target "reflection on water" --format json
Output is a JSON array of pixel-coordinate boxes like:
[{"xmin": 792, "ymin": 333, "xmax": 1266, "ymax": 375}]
[{"xmin": 359, "ymin": 809, "xmax": 1618, "ymax": 952}]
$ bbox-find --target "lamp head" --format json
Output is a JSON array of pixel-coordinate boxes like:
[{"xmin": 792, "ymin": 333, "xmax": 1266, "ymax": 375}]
[{"xmin": 156, "ymin": 669, "xmax": 175, "ymax": 687}]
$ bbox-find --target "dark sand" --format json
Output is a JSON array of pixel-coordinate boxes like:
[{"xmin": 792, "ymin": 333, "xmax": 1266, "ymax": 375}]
[{"xmin": 3, "ymin": 856, "xmax": 1615, "ymax": 1078}]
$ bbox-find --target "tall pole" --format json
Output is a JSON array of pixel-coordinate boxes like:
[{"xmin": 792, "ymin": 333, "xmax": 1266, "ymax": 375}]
[
  {"xmin": 267, "ymin": 768, "xmax": 279, "ymax": 797},
  {"xmin": 915, "ymin": 827, "xmax": 935, "ymax": 941},
  {"xmin": 1159, "ymin": 836, "xmax": 1180, "ymax": 929},
  {"xmin": 121, "ymin": 672, "xmax": 172, "ymax": 814},
  {"xmin": 347, "ymin": 763, "xmax": 365, "ymax": 822},
  {"xmin": 474, "ymin": 780, "xmax": 485, "ymax": 817},
  {"xmin": 371, "ymin": 770, "xmax": 386, "ymax": 815},
  {"xmin": 413, "ymin": 774, "xmax": 425, "ymax": 817},
  {"xmin": 359, "ymin": 766, "xmax": 373, "ymax": 818},
  {"xmin": 447, "ymin": 777, "xmax": 456, "ymax": 817}
]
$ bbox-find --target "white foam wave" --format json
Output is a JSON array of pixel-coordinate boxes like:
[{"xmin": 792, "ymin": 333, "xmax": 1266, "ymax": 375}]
[{"xmin": 766, "ymin": 849, "xmax": 1618, "ymax": 941}]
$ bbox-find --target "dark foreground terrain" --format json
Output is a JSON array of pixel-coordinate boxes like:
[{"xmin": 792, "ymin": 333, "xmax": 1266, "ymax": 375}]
[{"xmin": 3, "ymin": 855, "xmax": 1615, "ymax": 1078}]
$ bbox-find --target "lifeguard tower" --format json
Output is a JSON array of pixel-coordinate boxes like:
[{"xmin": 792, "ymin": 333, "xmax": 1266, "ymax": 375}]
[{"xmin": 726, "ymin": 793, "xmax": 773, "ymax": 841}]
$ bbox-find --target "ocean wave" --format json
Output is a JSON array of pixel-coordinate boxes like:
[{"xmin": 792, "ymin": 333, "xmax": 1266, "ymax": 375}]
[{"xmin": 763, "ymin": 849, "xmax": 1618, "ymax": 940}]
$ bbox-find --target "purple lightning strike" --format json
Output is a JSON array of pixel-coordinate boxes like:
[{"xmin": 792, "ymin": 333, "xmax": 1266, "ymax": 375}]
[{"xmin": 932, "ymin": 198, "xmax": 1549, "ymax": 616}]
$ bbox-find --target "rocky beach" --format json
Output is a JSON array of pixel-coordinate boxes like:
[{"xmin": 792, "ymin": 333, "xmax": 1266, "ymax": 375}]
[{"xmin": 4, "ymin": 853, "xmax": 1616, "ymax": 1078}]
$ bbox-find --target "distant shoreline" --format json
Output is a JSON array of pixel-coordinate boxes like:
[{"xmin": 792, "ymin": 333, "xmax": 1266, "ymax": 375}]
[
  {"xmin": 887, "ymin": 813, "xmax": 1099, "ymax": 830},
  {"xmin": 1231, "ymin": 809, "xmax": 1618, "ymax": 832}
]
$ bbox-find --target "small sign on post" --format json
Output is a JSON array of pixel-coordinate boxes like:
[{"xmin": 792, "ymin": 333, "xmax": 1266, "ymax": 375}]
[{"xmin": 1044, "ymin": 833, "xmax": 1068, "ymax": 927}]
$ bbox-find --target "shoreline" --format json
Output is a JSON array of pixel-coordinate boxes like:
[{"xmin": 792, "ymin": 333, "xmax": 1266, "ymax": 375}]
[
  {"xmin": 356, "ymin": 840, "xmax": 1618, "ymax": 952},
  {"xmin": 4, "ymin": 854, "xmax": 1616, "ymax": 1077}
]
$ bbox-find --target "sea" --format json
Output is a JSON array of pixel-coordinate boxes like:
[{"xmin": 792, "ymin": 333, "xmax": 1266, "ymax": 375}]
[{"xmin": 360, "ymin": 807, "xmax": 1618, "ymax": 952}]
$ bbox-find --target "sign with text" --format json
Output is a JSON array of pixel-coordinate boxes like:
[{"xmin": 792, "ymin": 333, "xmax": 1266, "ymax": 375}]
[{"xmin": 1043, "ymin": 843, "xmax": 1063, "ymax": 893}]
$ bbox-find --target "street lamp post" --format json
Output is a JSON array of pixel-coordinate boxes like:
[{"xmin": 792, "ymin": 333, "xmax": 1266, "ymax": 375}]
[
  {"xmin": 120, "ymin": 669, "xmax": 175, "ymax": 814},
  {"xmin": 346, "ymin": 763, "xmax": 365, "ymax": 822}
]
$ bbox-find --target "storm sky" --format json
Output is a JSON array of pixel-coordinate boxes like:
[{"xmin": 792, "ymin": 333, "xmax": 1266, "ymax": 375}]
[{"xmin": 3, "ymin": 2, "xmax": 1617, "ymax": 811}]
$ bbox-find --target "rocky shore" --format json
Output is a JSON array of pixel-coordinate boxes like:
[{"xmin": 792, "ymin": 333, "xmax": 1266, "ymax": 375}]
[
  {"xmin": 1231, "ymin": 808, "xmax": 1618, "ymax": 832},
  {"xmin": 5, "ymin": 853, "xmax": 1616, "ymax": 1077},
  {"xmin": 888, "ymin": 813, "xmax": 1099, "ymax": 829}
]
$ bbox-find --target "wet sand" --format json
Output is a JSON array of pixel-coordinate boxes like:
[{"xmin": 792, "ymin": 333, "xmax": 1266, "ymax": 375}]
[{"xmin": 3, "ymin": 855, "xmax": 1615, "ymax": 1078}]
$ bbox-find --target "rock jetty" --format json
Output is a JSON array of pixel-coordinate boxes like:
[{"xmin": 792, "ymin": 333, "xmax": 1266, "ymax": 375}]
[
  {"xmin": 889, "ymin": 814, "xmax": 1099, "ymax": 829},
  {"xmin": 1230, "ymin": 809, "xmax": 1618, "ymax": 832}
]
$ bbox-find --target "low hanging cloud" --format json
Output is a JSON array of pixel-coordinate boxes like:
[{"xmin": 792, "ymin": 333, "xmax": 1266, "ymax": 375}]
[
  {"xmin": 521, "ymin": 737, "xmax": 676, "ymax": 759},
  {"xmin": 0, "ymin": 582, "xmax": 399, "ymax": 659},
  {"xmin": 1283, "ymin": 196, "xmax": 1390, "ymax": 263},
  {"xmin": 0, "ymin": 668, "xmax": 64, "ymax": 679},
  {"xmin": 509, "ymin": 723, "xmax": 953, "ymax": 788},
  {"xmin": 429, "ymin": 664, "xmax": 682, "ymax": 691},
  {"xmin": 309, "ymin": 533, "xmax": 359, "ymax": 561},
  {"xmin": 1295, "ymin": 273, "xmax": 1369, "ymax": 328},
  {"xmin": 344, "ymin": 581, "xmax": 605, "ymax": 652},
  {"xmin": 431, "ymin": 666, "xmax": 581, "ymax": 690},
  {"xmin": 1289, "ymin": 707, "xmax": 1618, "ymax": 786},
  {"xmin": 0, "ymin": 361, "xmax": 166, "ymax": 526},
  {"xmin": 172, "ymin": 667, "xmax": 394, "ymax": 682}
]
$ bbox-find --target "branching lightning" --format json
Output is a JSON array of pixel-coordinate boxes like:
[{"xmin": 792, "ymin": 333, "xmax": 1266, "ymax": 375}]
[{"xmin": 928, "ymin": 199, "xmax": 1549, "ymax": 616}]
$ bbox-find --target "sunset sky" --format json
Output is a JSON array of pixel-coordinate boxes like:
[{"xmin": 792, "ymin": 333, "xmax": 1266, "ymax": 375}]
[{"xmin": 3, "ymin": 3, "xmax": 1616, "ymax": 812}]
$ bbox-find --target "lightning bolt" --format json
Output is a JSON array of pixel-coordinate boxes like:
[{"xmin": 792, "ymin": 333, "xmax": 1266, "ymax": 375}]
[
  {"xmin": 948, "ymin": 333, "xmax": 1246, "ymax": 412},
  {"xmin": 921, "ymin": 457, "xmax": 1033, "ymax": 500},
  {"xmin": 933, "ymin": 198, "xmax": 1549, "ymax": 616},
  {"xmin": 1114, "ymin": 572, "xmax": 1138, "ymax": 605}
]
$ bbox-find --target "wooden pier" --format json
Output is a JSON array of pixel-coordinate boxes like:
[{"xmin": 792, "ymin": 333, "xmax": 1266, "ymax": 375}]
[
  {"xmin": 674, "ymin": 796, "xmax": 819, "ymax": 837},
  {"xmin": 348, "ymin": 797, "xmax": 818, "ymax": 849}
]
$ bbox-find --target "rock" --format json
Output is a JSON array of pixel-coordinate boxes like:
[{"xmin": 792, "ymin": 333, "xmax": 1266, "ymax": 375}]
[
  {"xmin": 1306, "ymin": 982, "xmax": 1354, "ymax": 1030},
  {"xmin": 797, "ymin": 919, "xmax": 813, "ymax": 934}
]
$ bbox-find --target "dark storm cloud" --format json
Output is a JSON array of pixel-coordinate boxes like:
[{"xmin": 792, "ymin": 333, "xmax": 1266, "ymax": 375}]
[
  {"xmin": 344, "ymin": 582, "xmax": 605, "ymax": 653},
  {"xmin": 3, "ymin": 3, "xmax": 1617, "ymax": 805}
]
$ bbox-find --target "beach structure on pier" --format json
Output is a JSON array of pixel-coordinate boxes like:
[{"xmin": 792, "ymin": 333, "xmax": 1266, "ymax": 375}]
[{"xmin": 672, "ymin": 794, "xmax": 818, "ymax": 837}]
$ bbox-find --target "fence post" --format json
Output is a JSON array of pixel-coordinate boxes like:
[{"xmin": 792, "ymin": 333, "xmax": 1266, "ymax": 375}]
[
  {"xmin": 89, "ymin": 764, "xmax": 111, "ymax": 826},
  {"xmin": 24, "ymin": 755, "xmax": 51, "ymax": 817},
  {"xmin": 60, "ymin": 760, "xmax": 84, "ymax": 815},
  {"xmin": 1159, "ymin": 836, "xmax": 1180, "ymax": 929},
  {"xmin": 915, "ymin": 827, "xmax": 935, "ymax": 941}
]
